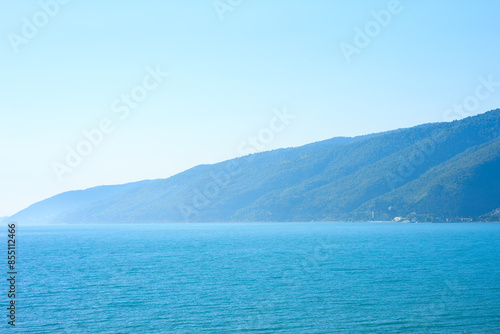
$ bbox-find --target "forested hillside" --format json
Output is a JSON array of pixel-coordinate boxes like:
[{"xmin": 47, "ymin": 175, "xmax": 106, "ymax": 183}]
[{"xmin": 11, "ymin": 109, "xmax": 500, "ymax": 223}]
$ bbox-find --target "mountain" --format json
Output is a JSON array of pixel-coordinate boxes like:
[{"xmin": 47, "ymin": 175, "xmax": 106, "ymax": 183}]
[{"xmin": 11, "ymin": 109, "xmax": 500, "ymax": 224}]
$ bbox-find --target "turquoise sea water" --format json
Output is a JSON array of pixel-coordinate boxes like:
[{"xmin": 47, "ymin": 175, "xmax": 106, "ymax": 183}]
[{"xmin": 6, "ymin": 223, "xmax": 500, "ymax": 333}]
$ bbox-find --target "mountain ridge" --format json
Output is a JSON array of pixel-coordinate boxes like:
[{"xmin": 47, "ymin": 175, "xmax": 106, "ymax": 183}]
[{"xmin": 10, "ymin": 109, "xmax": 500, "ymax": 224}]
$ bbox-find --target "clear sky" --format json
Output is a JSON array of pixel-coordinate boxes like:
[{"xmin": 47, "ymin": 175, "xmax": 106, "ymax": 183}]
[{"xmin": 1, "ymin": 0, "xmax": 500, "ymax": 216}]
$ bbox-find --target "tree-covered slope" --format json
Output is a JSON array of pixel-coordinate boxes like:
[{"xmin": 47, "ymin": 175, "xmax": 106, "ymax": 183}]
[
  {"xmin": 10, "ymin": 109, "xmax": 500, "ymax": 223},
  {"xmin": 354, "ymin": 137, "xmax": 500, "ymax": 221}
]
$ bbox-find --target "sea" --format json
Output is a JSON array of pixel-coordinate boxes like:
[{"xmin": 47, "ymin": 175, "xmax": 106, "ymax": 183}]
[{"xmin": 5, "ymin": 223, "xmax": 500, "ymax": 333}]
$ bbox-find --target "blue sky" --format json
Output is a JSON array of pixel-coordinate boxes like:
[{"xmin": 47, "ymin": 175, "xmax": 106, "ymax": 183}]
[{"xmin": 1, "ymin": 0, "xmax": 500, "ymax": 216}]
